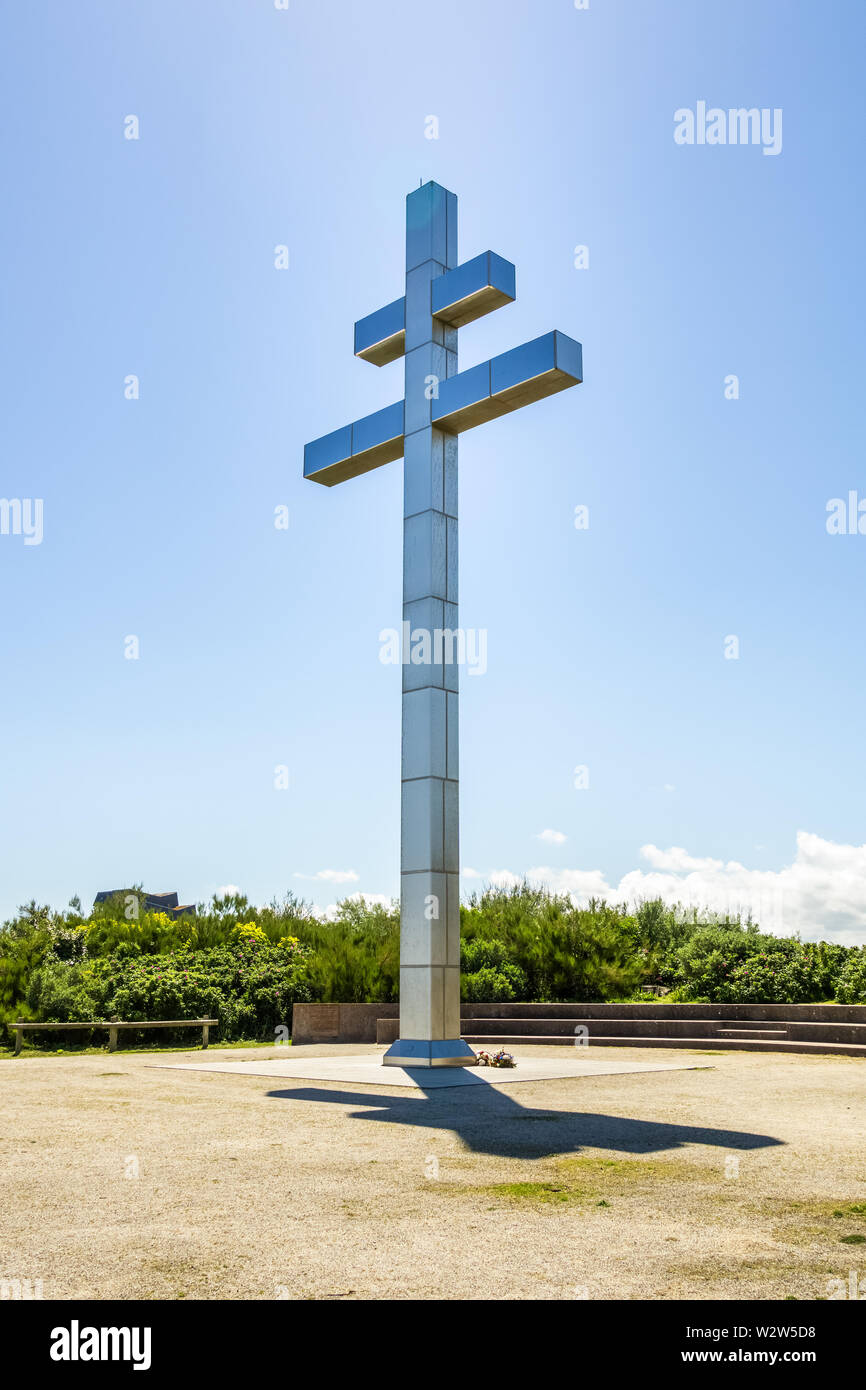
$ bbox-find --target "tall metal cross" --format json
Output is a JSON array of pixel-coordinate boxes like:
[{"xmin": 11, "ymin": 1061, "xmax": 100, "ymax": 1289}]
[{"xmin": 304, "ymin": 182, "xmax": 583, "ymax": 1066}]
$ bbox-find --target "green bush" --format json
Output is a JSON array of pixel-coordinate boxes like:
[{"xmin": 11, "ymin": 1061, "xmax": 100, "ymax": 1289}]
[
  {"xmin": 665, "ymin": 929, "xmax": 846, "ymax": 1003},
  {"xmin": 835, "ymin": 948, "xmax": 866, "ymax": 1003},
  {"xmin": 0, "ymin": 899, "xmax": 89, "ymax": 1030},
  {"xmin": 461, "ymin": 938, "xmax": 528, "ymax": 1001},
  {"xmin": 25, "ymin": 939, "xmax": 312, "ymax": 1043},
  {"xmin": 461, "ymin": 885, "xmax": 644, "ymax": 1001},
  {"xmin": 3, "ymin": 884, "xmax": 864, "ymax": 1050},
  {"xmin": 298, "ymin": 898, "xmax": 400, "ymax": 1003},
  {"xmin": 103, "ymin": 938, "xmax": 312, "ymax": 1040},
  {"xmin": 26, "ymin": 959, "xmax": 105, "ymax": 1022},
  {"xmin": 83, "ymin": 909, "xmax": 198, "ymax": 958}
]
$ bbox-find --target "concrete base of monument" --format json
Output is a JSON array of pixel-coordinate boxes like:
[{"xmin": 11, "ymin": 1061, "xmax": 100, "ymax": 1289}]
[
  {"xmin": 381, "ymin": 1038, "xmax": 478, "ymax": 1067},
  {"xmin": 161, "ymin": 1050, "xmax": 699, "ymax": 1090}
]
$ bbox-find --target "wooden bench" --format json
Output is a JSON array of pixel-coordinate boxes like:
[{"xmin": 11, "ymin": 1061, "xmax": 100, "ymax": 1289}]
[{"xmin": 12, "ymin": 1016, "xmax": 218, "ymax": 1055}]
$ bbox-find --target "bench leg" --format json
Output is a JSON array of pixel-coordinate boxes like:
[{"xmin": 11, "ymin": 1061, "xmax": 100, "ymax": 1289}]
[
  {"xmin": 202, "ymin": 1023, "xmax": 209, "ymax": 1049},
  {"xmin": 108, "ymin": 1018, "xmax": 118, "ymax": 1053},
  {"xmin": 14, "ymin": 1027, "xmax": 22, "ymax": 1056}
]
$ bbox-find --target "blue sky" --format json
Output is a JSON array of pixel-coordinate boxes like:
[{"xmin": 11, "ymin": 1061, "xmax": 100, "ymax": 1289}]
[{"xmin": 2, "ymin": 0, "xmax": 865, "ymax": 941}]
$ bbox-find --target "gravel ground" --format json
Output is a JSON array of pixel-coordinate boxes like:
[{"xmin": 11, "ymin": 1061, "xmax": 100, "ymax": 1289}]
[{"xmin": 2, "ymin": 1043, "xmax": 865, "ymax": 1301}]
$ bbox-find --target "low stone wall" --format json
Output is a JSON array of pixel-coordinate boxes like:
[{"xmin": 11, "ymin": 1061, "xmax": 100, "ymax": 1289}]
[
  {"xmin": 291, "ymin": 1000, "xmax": 866, "ymax": 1046},
  {"xmin": 462, "ymin": 1002, "xmax": 866, "ymax": 1022},
  {"xmin": 376, "ymin": 1018, "xmax": 399, "ymax": 1044},
  {"xmin": 292, "ymin": 1003, "xmax": 398, "ymax": 1046}
]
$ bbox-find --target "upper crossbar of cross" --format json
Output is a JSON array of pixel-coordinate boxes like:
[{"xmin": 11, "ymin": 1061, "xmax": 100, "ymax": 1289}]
[{"xmin": 303, "ymin": 184, "xmax": 582, "ymax": 487}]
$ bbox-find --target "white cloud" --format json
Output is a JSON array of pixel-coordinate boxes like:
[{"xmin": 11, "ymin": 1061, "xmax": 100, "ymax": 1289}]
[
  {"xmin": 294, "ymin": 869, "xmax": 360, "ymax": 884},
  {"xmin": 639, "ymin": 845, "xmax": 724, "ymax": 873},
  {"xmin": 290, "ymin": 832, "xmax": 866, "ymax": 945},
  {"xmin": 216, "ymin": 884, "xmax": 240, "ymax": 897},
  {"xmin": 525, "ymin": 866, "xmax": 615, "ymax": 899},
  {"xmin": 320, "ymin": 891, "xmax": 394, "ymax": 920},
  {"xmin": 488, "ymin": 869, "xmax": 523, "ymax": 889},
  {"xmin": 535, "ymin": 828, "xmax": 567, "ymax": 845},
  {"xmin": 514, "ymin": 831, "xmax": 866, "ymax": 945}
]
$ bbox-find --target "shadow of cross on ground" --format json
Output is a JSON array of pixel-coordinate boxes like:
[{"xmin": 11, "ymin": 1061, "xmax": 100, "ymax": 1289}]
[{"xmin": 266, "ymin": 1082, "xmax": 784, "ymax": 1161}]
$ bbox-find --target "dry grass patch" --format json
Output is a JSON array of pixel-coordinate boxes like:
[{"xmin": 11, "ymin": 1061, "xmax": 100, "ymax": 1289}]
[
  {"xmin": 765, "ymin": 1197, "xmax": 866, "ymax": 1248},
  {"xmin": 430, "ymin": 1154, "xmax": 723, "ymax": 1210}
]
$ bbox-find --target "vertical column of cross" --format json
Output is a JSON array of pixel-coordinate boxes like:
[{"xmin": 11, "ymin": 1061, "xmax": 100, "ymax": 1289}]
[{"xmin": 386, "ymin": 182, "xmax": 471, "ymax": 1065}]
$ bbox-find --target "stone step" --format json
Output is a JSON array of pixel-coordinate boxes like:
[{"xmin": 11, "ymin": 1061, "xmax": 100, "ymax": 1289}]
[
  {"xmin": 715, "ymin": 1027, "xmax": 788, "ymax": 1036},
  {"xmin": 374, "ymin": 1014, "xmax": 866, "ymax": 1052},
  {"xmin": 460, "ymin": 1017, "xmax": 803, "ymax": 1039},
  {"xmin": 460, "ymin": 1017, "xmax": 866, "ymax": 1041},
  {"xmin": 458, "ymin": 1002, "xmax": 866, "ymax": 1022},
  {"xmin": 459, "ymin": 1017, "xmax": 725, "ymax": 1038},
  {"xmin": 299, "ymin": 1000, "xmax": 866, "ymax": 1049},
  {"xmin": 460, "ymin": 1034, "xmax": 866, "ymax": 1057}
]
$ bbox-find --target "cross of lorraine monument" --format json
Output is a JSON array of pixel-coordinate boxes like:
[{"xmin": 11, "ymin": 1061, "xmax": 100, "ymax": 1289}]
[{"xmin": 304, "ymin": 182, "xmax": 583, "ymax": 1067}]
